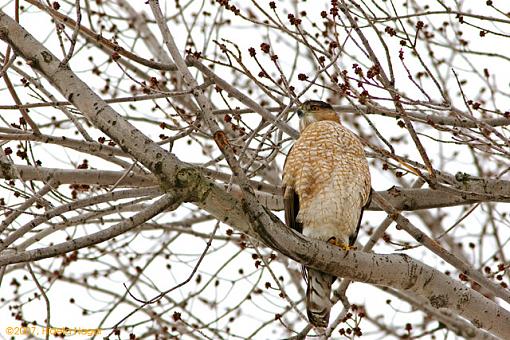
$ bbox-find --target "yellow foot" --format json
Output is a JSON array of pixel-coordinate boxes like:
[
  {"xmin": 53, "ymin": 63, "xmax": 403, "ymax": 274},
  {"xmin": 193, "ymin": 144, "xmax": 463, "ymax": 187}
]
[{"xmin": 327, "ymin": 237, "xmax": 354, "ymax": 250}]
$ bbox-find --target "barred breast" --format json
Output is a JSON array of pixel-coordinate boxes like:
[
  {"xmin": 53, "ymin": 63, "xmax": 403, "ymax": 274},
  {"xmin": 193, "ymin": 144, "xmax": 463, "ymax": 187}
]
[{"xmin": 282, "ymin": 120, "xmax": 370, "ymax": 242}]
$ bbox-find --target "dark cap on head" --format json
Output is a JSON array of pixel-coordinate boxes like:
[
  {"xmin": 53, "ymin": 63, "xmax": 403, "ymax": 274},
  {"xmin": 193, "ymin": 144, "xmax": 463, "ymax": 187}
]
[
  {"xmin": 296, "ymin": 100, "xmax": 339, "ymax": 131},
  {"xmin": 301, "ymin": 100, "xmax": 333, "ymax": 110}
]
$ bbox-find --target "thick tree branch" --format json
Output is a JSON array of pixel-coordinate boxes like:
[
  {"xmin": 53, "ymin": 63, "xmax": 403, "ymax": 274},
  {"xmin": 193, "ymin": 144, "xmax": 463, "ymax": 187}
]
[{"xmin": 0, "ymin": 161, "xmax": 155, "ymax": 187}]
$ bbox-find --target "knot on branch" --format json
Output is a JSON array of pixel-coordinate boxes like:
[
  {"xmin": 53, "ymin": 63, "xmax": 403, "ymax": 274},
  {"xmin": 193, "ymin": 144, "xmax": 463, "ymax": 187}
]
[
  {"xmin": 429, "ymin": 294, "xmax": 449, "ymax": 309},
  {"xmin": 176, "ymin": 167, "xmax": 199, "ymax": 188},
  {"xmin": 0, "ymin": 26, "xmax": 8, "ymax": 39},
  {"xmin": 175, "ymin": 167, "xmax": 212, "ymax": 203},
  {"xmin": 455, "ymin": 171, "xmax": 472, "ymax": 183},
  {"xmin": 40, "ymin": 51, "xmax": 53, "ymax": 63},
  {"xmin": 0, "ymin": 159, "xmax": 16, "ymax": 180}
]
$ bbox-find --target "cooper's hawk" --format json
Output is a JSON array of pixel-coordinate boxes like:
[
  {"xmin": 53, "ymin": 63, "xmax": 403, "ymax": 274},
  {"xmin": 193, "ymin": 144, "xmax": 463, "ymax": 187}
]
[{"xmin": 282, "ymin": 100, "xmax": 371, "ymax": 328}]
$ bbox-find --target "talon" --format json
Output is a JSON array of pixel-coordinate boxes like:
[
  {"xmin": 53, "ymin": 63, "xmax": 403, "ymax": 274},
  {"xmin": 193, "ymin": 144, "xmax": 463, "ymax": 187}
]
[
  {"xmin": 327, "ymin": 237, "xmax": 352, "ymax": 250},
  {"xmin": 340, "ymin": 244, "xmax": 354, "ymax": 251}
]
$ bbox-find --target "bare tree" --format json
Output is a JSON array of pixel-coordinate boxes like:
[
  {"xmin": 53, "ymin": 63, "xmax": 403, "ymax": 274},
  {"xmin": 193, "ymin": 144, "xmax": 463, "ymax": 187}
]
[{"xmin": 0, "ymin": 0, "xmax": 509, "ymax": 339}]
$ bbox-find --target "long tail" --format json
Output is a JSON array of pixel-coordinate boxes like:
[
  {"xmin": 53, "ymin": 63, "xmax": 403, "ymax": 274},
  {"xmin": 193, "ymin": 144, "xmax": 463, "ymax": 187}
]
[{"xmin": 306, "ymin": 268, "xmax": 334, "ymax": 328}]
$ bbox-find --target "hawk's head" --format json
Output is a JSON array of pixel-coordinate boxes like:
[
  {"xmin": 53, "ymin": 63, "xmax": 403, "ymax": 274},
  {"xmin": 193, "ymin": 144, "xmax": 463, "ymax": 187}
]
[{"xmin": 296, "ymin": 100, "xmax": 340, "ymax": 131}]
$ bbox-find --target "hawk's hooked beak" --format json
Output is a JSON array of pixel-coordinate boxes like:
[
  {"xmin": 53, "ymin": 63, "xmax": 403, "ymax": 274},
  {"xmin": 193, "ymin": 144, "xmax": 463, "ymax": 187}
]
[{"xmin": 296, "ymin": 108, "xmax": 304, "ymax": 118}]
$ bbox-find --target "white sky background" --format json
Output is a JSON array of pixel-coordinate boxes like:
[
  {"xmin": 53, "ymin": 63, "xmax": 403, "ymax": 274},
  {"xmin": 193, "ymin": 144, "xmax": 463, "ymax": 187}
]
[{"xmin": 0, "ymin": 0, "xmax": 509, "ymax": 339}]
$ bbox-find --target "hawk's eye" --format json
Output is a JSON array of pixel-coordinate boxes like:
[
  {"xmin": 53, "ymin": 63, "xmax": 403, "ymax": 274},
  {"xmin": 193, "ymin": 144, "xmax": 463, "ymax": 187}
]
[
  {"xmin": 311, "ymin": 105, "xmax": 318, "ymax": 111},
  {"xmin": 297, "ymin": 109, "xmax": 304, "ymax": 118}
]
